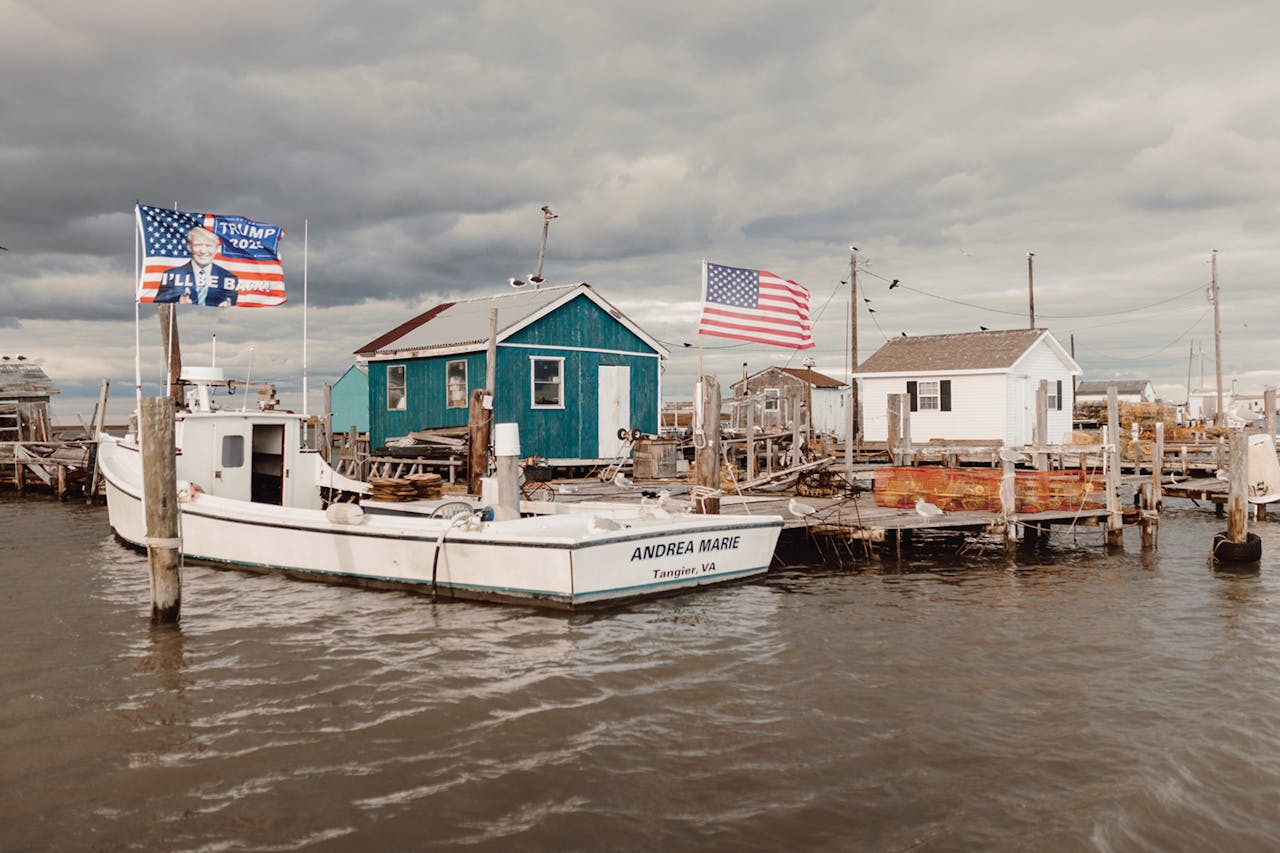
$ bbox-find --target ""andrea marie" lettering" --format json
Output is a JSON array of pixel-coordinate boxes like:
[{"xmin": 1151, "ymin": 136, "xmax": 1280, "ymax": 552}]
[{"xmin": 629, "ymin": 535, "xmax": 741, "ymax": 562}]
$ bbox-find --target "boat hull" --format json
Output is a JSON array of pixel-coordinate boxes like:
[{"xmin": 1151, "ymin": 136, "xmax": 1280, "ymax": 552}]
[{"xmin": 100, "ymin": 438, "xmax": 782, "ymax": 609}]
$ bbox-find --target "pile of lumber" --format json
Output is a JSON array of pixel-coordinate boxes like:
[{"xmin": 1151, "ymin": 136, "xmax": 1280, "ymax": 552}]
[
  {"xmin": 368, "ymin": 478, "xmax": 418, "ymax": 502},
  {"xmin": 405, "ymin": 472, "xmax": 443, "ymax": 499}
]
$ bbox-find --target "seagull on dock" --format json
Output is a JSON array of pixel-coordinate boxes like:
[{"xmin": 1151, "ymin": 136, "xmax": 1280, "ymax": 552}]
[
  {"xmin": 659, "ymin": 490, "xmax": 694, "ymax": 515},
  {"xmin": 613, "ymin": 471, "xmax": 633, "ymax": 489},
  {"xmin": 788, "ymin": 497, "xmax": 818, "ymax": 518},
  {"xmin": 915, "ymin": 497, "xmax": 944, "ymax": 517}
]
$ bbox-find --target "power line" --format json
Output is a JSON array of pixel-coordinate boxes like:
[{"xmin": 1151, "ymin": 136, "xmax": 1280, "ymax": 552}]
[{"xmin": 862, "ymin": 267, "xmax": 1208, "ymax": 320}]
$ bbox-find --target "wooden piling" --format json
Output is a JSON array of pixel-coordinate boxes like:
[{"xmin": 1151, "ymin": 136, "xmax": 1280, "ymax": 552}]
[
  {"xmin": 157, "ymin": 305, "xmax": 183, "ymax": 403},
  {"xmin": 745, "ymin": 403, "xmax": 756, "ymax": 482},
  {"xmin": 1141, "ymin": 421, "xmax": 1163, "ymax": 548},
  {"xmin": 140, "ymin": 396, "xmax": 181, "ymax": 623},
  {"xmin": 900, "ymin": 396, "xmax": 912, "ymax": 465},
  {"xmin": 1035, "ymin": 380, "xmax": 1049, "ymax": 470},
  {"xmin": 1000, "ymin": 457, "xmax": 1017, "ymax": 553},
  {"xmin": 1105, "ymin": 385, "xmax": 1124, "ymax": 548},
  {"xmin": 1213, "ymin": 429, "xmax": 1261, "ymax": 563},
  {"xmin": 886, "ymin": 394, "xmax": 901, "ymax": 466},
  {"xmin": 1266, "ymin": 386, "xmax": 1277, "ymax": 440},
  {"xmin": 467, "ymin": 388, "xmax": 489, "ymax": 495},
  {"xmin": 1227, "ymin": 430, "xmax": 1248, "ymax": 544},
  {"xmin": 694, "ymin": 375, "xmax": 721, "ymax": 514},
  {"xmin": 85, "ymin": 379, "xmax": 109, "ymax": 503}
]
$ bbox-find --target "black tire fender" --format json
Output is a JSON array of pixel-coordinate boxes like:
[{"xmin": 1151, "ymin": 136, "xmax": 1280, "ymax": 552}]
[{"xmin": 1212, "ymin": 531, "xmax": 1262, "ymax": 563}]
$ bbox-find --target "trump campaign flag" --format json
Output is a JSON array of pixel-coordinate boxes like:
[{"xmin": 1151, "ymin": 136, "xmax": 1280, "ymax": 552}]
[
  {"xmin": 136, "ymin": 203, "xmax": 287, "ymax": 307},
  {"xmin": 697, "ymin": 261, "xmax": 814, "ymax": 349}
]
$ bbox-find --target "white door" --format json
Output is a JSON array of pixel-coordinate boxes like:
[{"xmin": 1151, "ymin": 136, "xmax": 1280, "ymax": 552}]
[
  {"xmin": 210, "ymin": 422, "xmax": 252, "ymax": 500},
  {"xmin": 1013, "ymin": 376, "xmax": 1032, "ymax": 446},
  {"xmin": 598, "ymin": 365, "xmax": 631, "ymax": 458}
]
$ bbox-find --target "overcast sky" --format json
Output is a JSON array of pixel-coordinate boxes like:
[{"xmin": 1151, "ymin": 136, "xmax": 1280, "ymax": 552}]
[{"xmin": 4, "ymin": 1, "xmax": 1279, "ymax": 423}]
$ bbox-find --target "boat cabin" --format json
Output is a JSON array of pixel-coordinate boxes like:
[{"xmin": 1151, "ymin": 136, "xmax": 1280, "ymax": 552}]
[{"xmin": 173, "ymin": 367, "xmax": 324, "ymax": 509}]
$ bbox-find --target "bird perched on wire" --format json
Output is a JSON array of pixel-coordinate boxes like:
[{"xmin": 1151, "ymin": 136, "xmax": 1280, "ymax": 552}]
[
  {"xmin": 915, "ymin": 497, "xmax": 944, "ymax": 517},
  {"xmin": 788, "ymin": 497, "xmax": 818, "ymax": 518},
  {"xmin": 889, "ymin": 279, "xmax": 899, "ymax": 289}
]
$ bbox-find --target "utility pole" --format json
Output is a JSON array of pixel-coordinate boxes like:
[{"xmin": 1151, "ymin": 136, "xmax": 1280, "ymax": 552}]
[
  {"xmin": 1027, "ymin": 252, "xmax": 1036, "ymax": 329},
  {"xmin": 1186, "ymin": 342, "xmax": 1194, "ymax": 407},
  {"xmin": 1211, "ymin": 250, "xmax": 1224, "ymax": 427},
  {"xmin": 845, "ymin": 245, "xmax": 858, "ymax": 475}
]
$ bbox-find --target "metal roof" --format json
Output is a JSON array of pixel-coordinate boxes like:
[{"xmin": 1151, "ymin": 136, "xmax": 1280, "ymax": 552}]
[
  {"xmin": 0, "ymin": 358, "xmax": 57, "ymax": 397},
  {"xmin": 1075, "ymin": 379, "xmax": 1152, "ymax": 396},
  {"xmin": 355, "ymin": 283, "xmax": 668, "ymax": 358},
  {"xmin": 733, "ymin": 365, "xmax": 848, "ymax": 390},
  {"xmin": 853, "ymin": 328, "xmax": 1076, "ymax": 375}
]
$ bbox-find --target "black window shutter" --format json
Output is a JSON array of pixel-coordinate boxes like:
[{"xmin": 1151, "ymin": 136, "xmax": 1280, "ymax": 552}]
[
  {"xmin": 907, "ymin": 381, "xmax": 918, "ymax": 412},
  {"xmin": 941, "ymin": 380, "xmax": 952, "ymax": 412},
  {"xmin": 1056, "ymin": 380, "xmax": 1063, "ymax": 411}
]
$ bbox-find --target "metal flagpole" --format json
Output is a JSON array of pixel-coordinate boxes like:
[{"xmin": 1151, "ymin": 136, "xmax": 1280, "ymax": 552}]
[
  {"xmin": 697, "ymin": 259, "xmax": 706, "ymax": 378},
  {"xmin": 134, "ymin": 207, "xmax": 143, "ymax": 413},
  {"xmin": 302, "ymin": 219, "xmax": 309, "ymax": 417}
]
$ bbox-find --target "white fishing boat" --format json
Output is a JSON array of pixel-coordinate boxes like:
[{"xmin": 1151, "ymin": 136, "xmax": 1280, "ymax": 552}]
[{"xmin": 99, "ymin": 368, "xmax": 783, "ymax": 609}]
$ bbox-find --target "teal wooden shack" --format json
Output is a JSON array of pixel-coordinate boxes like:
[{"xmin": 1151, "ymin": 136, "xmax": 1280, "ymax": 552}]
[
  {"xmin": 354, "ymin": 284, "xmax": 669, "ymax": 463},
  {"xmin": 328, "ymin": 364, "xmax": 369, "ymax": 435}
]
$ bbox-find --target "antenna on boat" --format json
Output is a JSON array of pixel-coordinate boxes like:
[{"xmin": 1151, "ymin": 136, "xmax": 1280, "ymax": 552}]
[
  {"xmin": 241, "ymin": 347, "xmax": 255, "ymax": 413},
  {"xmin": 212, "ymin": 333, "xmax": 216, "ymax": 367}
]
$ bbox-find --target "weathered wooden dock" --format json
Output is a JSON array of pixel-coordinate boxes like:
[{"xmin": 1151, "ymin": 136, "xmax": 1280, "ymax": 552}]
[
  {"xmin": 532, "ymin": 472, "xmax": 1135, "ymax": 557},
  {"xmin": 0, "ymin": 440, "xmax": 96, "ymax": 499}
]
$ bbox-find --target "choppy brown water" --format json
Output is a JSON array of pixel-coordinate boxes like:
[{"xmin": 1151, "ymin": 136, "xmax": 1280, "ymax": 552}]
[{"xmin": 3, "ymin": 494, "xmax": 1280, "ymax": 851}]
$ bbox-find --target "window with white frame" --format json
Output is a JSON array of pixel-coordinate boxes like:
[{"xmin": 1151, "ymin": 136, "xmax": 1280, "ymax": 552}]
[
  {"xmin": 531, "ymin": 357, "xmax": 564, "ymax": 408},
  {"xmin": 446, "ymin": 360, "xmax": 467, "ymax": 409},
  {"xmin": 763, "ymin": 388, "xmax": 780, "ymax": 411},
  {"xmin": 1046, "ymin": 380, "xmax": 1060, "ymax": 411},
  {"xmin": 387, "ymin": 364, "xmax": 406, "ymax": 411},
  {"xmin": 917, "ymin": 380, "xmax": 941, "ymax": 410}
]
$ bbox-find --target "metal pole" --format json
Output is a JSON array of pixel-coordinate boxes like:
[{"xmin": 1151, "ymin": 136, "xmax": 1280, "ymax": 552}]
[
  {"xmin": 1027, "ymin": 252, "xmax": 1036, "ymax": 329},
  {"xmin": 1211, "ymin": 250, "xmax": 1225, "ymax": 427}
]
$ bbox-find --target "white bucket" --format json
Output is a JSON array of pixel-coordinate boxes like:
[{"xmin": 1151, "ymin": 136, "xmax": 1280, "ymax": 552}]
[{"xmin": 494, "ymin": 423, "xmax": 521, "ymax": 457}]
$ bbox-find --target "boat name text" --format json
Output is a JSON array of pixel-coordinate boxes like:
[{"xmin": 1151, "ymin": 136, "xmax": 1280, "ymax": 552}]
[{"xmin": 629, "ymin": 535, "xmax": 740, "ymax": 562}]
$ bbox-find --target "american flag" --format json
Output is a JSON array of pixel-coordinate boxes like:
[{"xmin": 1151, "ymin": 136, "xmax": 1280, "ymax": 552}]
[
  {"xmin": 697, "ymin": 261, "xmax": 814, "ymax": 349},
  {"xmin": 135, "ymin": 203, "xmax": 287, "ymax": 307}
]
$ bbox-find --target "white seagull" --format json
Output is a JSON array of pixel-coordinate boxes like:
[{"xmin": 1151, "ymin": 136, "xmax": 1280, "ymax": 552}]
[
  {"xmin": 613, "ymin": 471, "xmax": 633, "ymax": 489},
  {"xmin": 788, "ymin": 497, "xmax": 818, "ymax": 518},
  {"xmin": 658, "ymin": 489, "xmax": 694, "ymax": 515},
  {"xmin": 915, "ymin": 497, "xmax": 944, "ymax": 517}
]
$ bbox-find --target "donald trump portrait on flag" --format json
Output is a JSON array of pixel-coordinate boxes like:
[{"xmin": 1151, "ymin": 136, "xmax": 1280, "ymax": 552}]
[{"xmin": 154, "ymin": 226, "xmax": 239, "ymax": 306}]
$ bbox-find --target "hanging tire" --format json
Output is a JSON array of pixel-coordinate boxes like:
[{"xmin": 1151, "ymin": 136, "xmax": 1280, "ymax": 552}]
[{"xmin": 1212, "ymin": 532, "xmax": 1262, "ymax": 563}]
